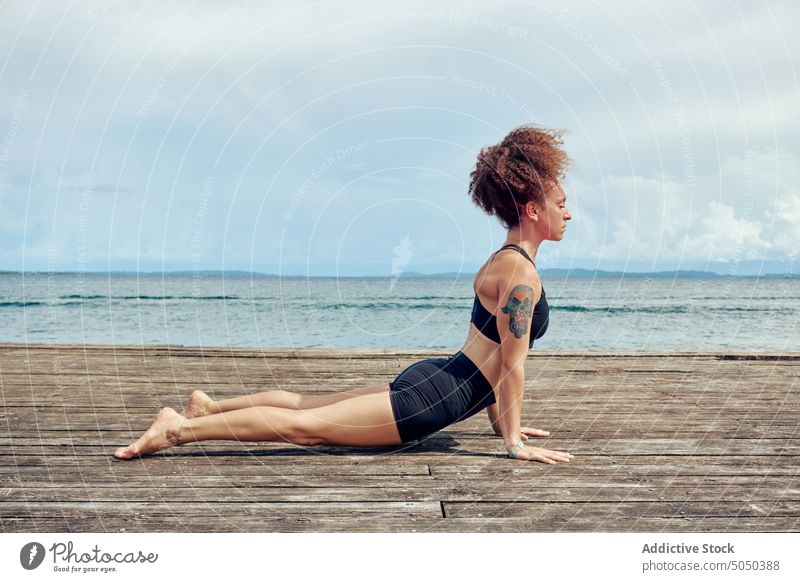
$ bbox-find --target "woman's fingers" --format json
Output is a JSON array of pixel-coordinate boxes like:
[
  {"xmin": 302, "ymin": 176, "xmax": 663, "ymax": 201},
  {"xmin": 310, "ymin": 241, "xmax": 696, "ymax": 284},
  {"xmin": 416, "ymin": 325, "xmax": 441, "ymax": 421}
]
[
  {"xmin": 521, "ymin": 427, "xmax": 551, "ymax": 437},
  {"xmin": 550, "ymin": 450, "xmax": 574, "ymax": 461},
  {"xmin": 507, "ymin": 444, "xmax": 574, "ymax": 464},
  {"xmin": 523, "ymin": 446, "xmax": 574, "ymax": 463}
]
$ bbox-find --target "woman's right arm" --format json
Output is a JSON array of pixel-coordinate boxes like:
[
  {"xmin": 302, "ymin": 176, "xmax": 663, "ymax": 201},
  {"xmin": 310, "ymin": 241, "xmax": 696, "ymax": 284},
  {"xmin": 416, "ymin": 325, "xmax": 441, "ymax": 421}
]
[
  {"xmin": 495, "ymin": 279, "xmax": 537, "ymax": 454},
  {"xmin": 494, "ymin": 273, "xmax": 574, "ymax": 464}
]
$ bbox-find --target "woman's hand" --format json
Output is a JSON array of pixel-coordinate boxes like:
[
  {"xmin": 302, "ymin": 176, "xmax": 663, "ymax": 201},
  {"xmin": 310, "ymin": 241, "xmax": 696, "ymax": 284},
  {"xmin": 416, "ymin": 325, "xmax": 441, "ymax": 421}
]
[
  {"xmin": 495, "ymin": 426, "xmax": 551, "ymax": 439},
  {"xmin": 519, "ymin": 426, "xmax": 550, "ymax": 440},
  {"xmin": 508, "ymin": 444, "xmax": 574, "ymax": 464}
]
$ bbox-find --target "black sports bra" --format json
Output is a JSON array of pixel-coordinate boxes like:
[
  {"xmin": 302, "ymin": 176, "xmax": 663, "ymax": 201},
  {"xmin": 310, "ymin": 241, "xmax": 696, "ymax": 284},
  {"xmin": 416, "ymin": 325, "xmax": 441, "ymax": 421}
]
[{"xmin": 470, "ymin": 244, "xmax": 549, "ymax": 348}]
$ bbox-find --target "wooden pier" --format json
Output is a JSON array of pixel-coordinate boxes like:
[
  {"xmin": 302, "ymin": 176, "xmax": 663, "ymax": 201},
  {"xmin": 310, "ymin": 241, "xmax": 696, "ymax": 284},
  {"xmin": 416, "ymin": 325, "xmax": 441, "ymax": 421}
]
[{"xmin": 1, "ymin": 343, "xmax": 798, "ymax": 532}]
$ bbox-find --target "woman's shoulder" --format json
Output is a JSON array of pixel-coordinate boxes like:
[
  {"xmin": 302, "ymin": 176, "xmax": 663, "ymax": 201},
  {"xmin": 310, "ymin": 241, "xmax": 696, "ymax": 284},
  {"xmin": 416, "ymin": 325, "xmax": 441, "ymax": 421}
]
[{"xmin": 473, "ymin": 251, "xmax": 541, "ymax": 299}]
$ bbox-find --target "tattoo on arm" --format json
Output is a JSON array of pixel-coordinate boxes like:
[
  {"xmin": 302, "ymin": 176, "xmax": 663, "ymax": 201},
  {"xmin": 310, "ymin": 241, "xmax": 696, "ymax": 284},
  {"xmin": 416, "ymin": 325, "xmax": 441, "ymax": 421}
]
[{"xmin": 501, "ymin": 284, "xmax": 534, "ymax": 339}]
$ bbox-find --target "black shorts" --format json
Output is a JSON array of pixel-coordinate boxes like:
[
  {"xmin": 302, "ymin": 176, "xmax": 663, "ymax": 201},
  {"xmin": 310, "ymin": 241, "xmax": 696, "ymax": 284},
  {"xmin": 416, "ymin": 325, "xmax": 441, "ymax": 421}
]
[{"xmin": 388, "ymin": 351, "xmax": 496, "ymax": 443}]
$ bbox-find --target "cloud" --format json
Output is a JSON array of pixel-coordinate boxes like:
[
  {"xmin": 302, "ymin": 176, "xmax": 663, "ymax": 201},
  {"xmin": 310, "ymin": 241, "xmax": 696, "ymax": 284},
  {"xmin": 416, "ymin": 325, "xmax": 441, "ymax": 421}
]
[
  {"xmin": 560, "ymin": 146, "xmax": 800, "ymax": 265},
  {"xmin": 565, "ymin": 174, "xmax": 691, "ymax": 262},
  {"xmin": 686, "ymin": 200, "xmax": 767, "ymax": 261},
  {"xmin": 0, "ymin": 0, "xmax": 798, "ymax": 273},
  {"xmin": 765, "ymin": 189, "xmax": 800, "ymax": 258}
]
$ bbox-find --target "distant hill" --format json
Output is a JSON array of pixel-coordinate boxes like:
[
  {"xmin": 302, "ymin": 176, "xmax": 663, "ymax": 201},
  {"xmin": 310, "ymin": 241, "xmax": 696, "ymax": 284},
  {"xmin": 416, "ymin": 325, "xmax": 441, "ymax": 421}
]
[
  {"xmin": 396, "ymin": 269, "xmax": 799, "ymax": 280},
  {"xmin": 539, "ymin": 268, "xmax": 724, "ymax": 279},
  {"xmin": 4, "ymin": 269, "xmax": 799, "ymax": 279}
]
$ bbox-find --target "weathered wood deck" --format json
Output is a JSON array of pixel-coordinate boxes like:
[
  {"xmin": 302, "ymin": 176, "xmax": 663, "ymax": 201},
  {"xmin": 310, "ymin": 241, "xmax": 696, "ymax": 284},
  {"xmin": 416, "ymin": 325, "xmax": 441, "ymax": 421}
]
[{"xmin": 1, "ymin": 343, "xmax": 798, "ymax": 533}]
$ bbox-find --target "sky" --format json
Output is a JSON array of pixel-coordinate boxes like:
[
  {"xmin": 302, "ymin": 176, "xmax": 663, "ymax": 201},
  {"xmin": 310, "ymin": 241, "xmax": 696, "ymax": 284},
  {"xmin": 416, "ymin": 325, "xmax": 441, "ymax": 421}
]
[{"xmin": 0, "ymin": 0, "xmax": 798, "ymax": 276}]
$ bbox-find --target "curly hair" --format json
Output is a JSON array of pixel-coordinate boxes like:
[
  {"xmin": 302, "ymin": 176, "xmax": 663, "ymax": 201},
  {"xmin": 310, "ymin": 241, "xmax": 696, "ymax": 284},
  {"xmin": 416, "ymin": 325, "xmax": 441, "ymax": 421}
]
[{"xmin": 468, "ymin": 125, "xmax": 570, "ymax": 228}]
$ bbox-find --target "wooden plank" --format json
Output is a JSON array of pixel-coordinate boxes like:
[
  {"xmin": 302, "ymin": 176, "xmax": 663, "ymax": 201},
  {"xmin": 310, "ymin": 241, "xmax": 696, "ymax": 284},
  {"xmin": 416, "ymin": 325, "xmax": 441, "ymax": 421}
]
[
  {"xmin": 2, "ymin": 500, "xmax": 798, "ymax": 520},
  {"xmin": 431, "ymin": 462, "xmax": 800, "ymax": 477},
  {"xmin": 5, "ymin": 389, "xmax": 796, "ymax": 401},
  {"xmin": 2, "ymin": 363, "xmax": 794, "ymax": 376},
  {"xmin": 4, "ymin": 514, "xmax": 799, "ymax": 533},
  {"xmin": 1, "ymin": 438, "xmax": 798, "ymax": 456},
  {"xmin": 0, "ymin": 500, "xmax": 441, "ymax": 517},
  {"xmin": 0, "ymin": 454, "xmax": 796, "ymax": 476},
  {"xmin": 3, "ymin": 473, "xmax": 798, "ymax": 490},
  {"xmin": 4, "ymin": 413, "xmax": 798, "ymax": 433},
  {"xmin": 3, "ymin": 485, "xmax": 799, "ymax": 503},
  {"xmin": 1, "ymin": 487, "xmax": 440, "ymax": 502},
  {"xmin": 0, "ymin": 474, "xmax": 436, "ymax": 487},
  {"xmin": 0, "ymin": 455, "xmax": 430, "ymax": 474},
  {"xmin": 444, "ymin": 501, "xmax": 800, "ymax": 519},
  {"xmin": 2, "ymin": 343, "xmax": 799, "ymax": 533},
  {"xmin": 5, "ymin": 421, "xmax": 800, "ymax": 439}
]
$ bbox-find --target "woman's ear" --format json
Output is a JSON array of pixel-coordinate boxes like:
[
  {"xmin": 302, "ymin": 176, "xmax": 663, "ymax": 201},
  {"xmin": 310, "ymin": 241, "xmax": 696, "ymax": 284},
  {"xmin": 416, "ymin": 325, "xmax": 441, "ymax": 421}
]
[{"xmin": 525, "ymin": 200, "xmax": 539, "ymax": 222}]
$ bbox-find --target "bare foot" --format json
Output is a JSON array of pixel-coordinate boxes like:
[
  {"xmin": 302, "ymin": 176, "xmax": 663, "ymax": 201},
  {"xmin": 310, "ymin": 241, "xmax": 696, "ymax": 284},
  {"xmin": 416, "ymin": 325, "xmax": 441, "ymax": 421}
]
[
  {"xmin": 182, "ymin": 389, "xmax": 214, "ymax": 419},
  {"xmin": 114, "ymin": 407, "xmax": 185, "ymax": 460}
]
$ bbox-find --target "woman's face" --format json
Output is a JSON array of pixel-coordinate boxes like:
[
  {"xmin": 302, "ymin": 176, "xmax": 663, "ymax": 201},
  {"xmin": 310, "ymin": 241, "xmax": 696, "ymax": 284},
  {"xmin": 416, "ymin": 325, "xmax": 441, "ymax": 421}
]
[{"xmin": 536, "ymin": 182, "xmax": 572, "ymax": 241}]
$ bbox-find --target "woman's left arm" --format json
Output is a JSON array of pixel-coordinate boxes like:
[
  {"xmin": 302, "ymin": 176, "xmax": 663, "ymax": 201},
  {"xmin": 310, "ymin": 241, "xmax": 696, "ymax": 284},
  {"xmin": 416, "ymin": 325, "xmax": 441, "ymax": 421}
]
[
  {"xmin": 487, "ymin": 401, "xmax": 502, "ymax": 435},
  {"xmin": 487, "ymin": 401, "xmax": 552, "ymax": 439}
]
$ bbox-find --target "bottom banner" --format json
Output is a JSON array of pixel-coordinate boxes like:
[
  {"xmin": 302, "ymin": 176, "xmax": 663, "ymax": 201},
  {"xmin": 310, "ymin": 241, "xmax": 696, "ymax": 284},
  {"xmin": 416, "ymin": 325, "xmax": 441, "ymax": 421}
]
[{"xmin": 2, "ymin": 533, "xmax": 798, "ymax": 581}]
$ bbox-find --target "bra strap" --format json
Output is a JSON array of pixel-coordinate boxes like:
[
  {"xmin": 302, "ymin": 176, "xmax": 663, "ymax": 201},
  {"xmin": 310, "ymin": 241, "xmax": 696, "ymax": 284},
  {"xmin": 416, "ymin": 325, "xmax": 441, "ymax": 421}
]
[{"xmin": 496, "ymin": 243, "xmax": 536, "ymax": 266}]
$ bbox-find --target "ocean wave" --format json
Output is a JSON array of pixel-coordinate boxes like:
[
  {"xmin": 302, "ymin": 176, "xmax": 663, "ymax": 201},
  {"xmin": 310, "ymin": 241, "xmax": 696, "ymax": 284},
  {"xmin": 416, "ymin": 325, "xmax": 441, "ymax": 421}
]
[
  {"xmin": 58, "ymin": 294, "xmax": 240, "ymax": 301},
  {"xmin": 331, "ymin": 302, "xmax": 456, "ymax": 310},
  {"xmin": 553, "ymin": 305, "xmax": 688, "ymax": 314},
  {"xmin": 691, "ymin": 295, "xmax": 800, "ymax": 300},
  {"xmin": 3, "ymin": 298, "xmax": 787, "ymax": 314},
  {"xmin": 60, "ymin": 294, "xmax": 107, "ymax": 299},
  {"xmin": 554, "ymin": 305, "xmax": 782, "ymax": 314}
]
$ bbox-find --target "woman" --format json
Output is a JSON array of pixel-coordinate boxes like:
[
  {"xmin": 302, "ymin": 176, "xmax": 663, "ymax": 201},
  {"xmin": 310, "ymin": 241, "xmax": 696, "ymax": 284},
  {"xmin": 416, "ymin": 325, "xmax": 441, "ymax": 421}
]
[{"xmin": 114, "ymin": 125, "xmax": 574, "ymax": 464}]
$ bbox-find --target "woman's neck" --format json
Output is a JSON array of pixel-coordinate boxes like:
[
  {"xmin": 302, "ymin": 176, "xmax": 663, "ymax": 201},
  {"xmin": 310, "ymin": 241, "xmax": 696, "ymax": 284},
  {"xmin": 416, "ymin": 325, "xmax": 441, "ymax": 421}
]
[{"xmin": 503, "ymin": 228, "xmax": 540, "ymax": 261}]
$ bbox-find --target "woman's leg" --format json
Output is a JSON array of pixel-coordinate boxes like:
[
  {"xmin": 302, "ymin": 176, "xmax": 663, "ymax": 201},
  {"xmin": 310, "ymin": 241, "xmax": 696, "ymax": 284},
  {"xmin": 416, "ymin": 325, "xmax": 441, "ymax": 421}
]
[
  {"xmin": 182, "ymin": 385, "xmax": 388, "ymax": 418},
  {"xmin": 114, "ymin": 385, "xmax": 401, "ymax": 459}
]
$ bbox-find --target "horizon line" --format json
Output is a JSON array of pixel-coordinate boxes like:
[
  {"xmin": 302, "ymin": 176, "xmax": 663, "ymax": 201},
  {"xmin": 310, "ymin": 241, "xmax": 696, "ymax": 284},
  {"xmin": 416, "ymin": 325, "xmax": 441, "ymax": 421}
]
[{"xmin": 3, "ymin": 268, "xmax": 798, "ymax": 279}]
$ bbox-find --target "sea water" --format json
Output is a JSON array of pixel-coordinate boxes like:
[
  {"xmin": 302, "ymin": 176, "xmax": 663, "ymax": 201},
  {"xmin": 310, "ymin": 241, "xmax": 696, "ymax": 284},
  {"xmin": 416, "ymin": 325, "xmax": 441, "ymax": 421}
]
[{"xmin": 1, "ymin": 272, "xmax": 797, "ymax": 351}]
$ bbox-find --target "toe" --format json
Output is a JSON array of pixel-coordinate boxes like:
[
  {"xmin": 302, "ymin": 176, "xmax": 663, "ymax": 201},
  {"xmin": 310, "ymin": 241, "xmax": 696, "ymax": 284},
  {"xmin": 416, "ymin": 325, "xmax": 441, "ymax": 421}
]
[{"xmin": 116, "ymin": 442, "xmax": 141, "ymax": 459}]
